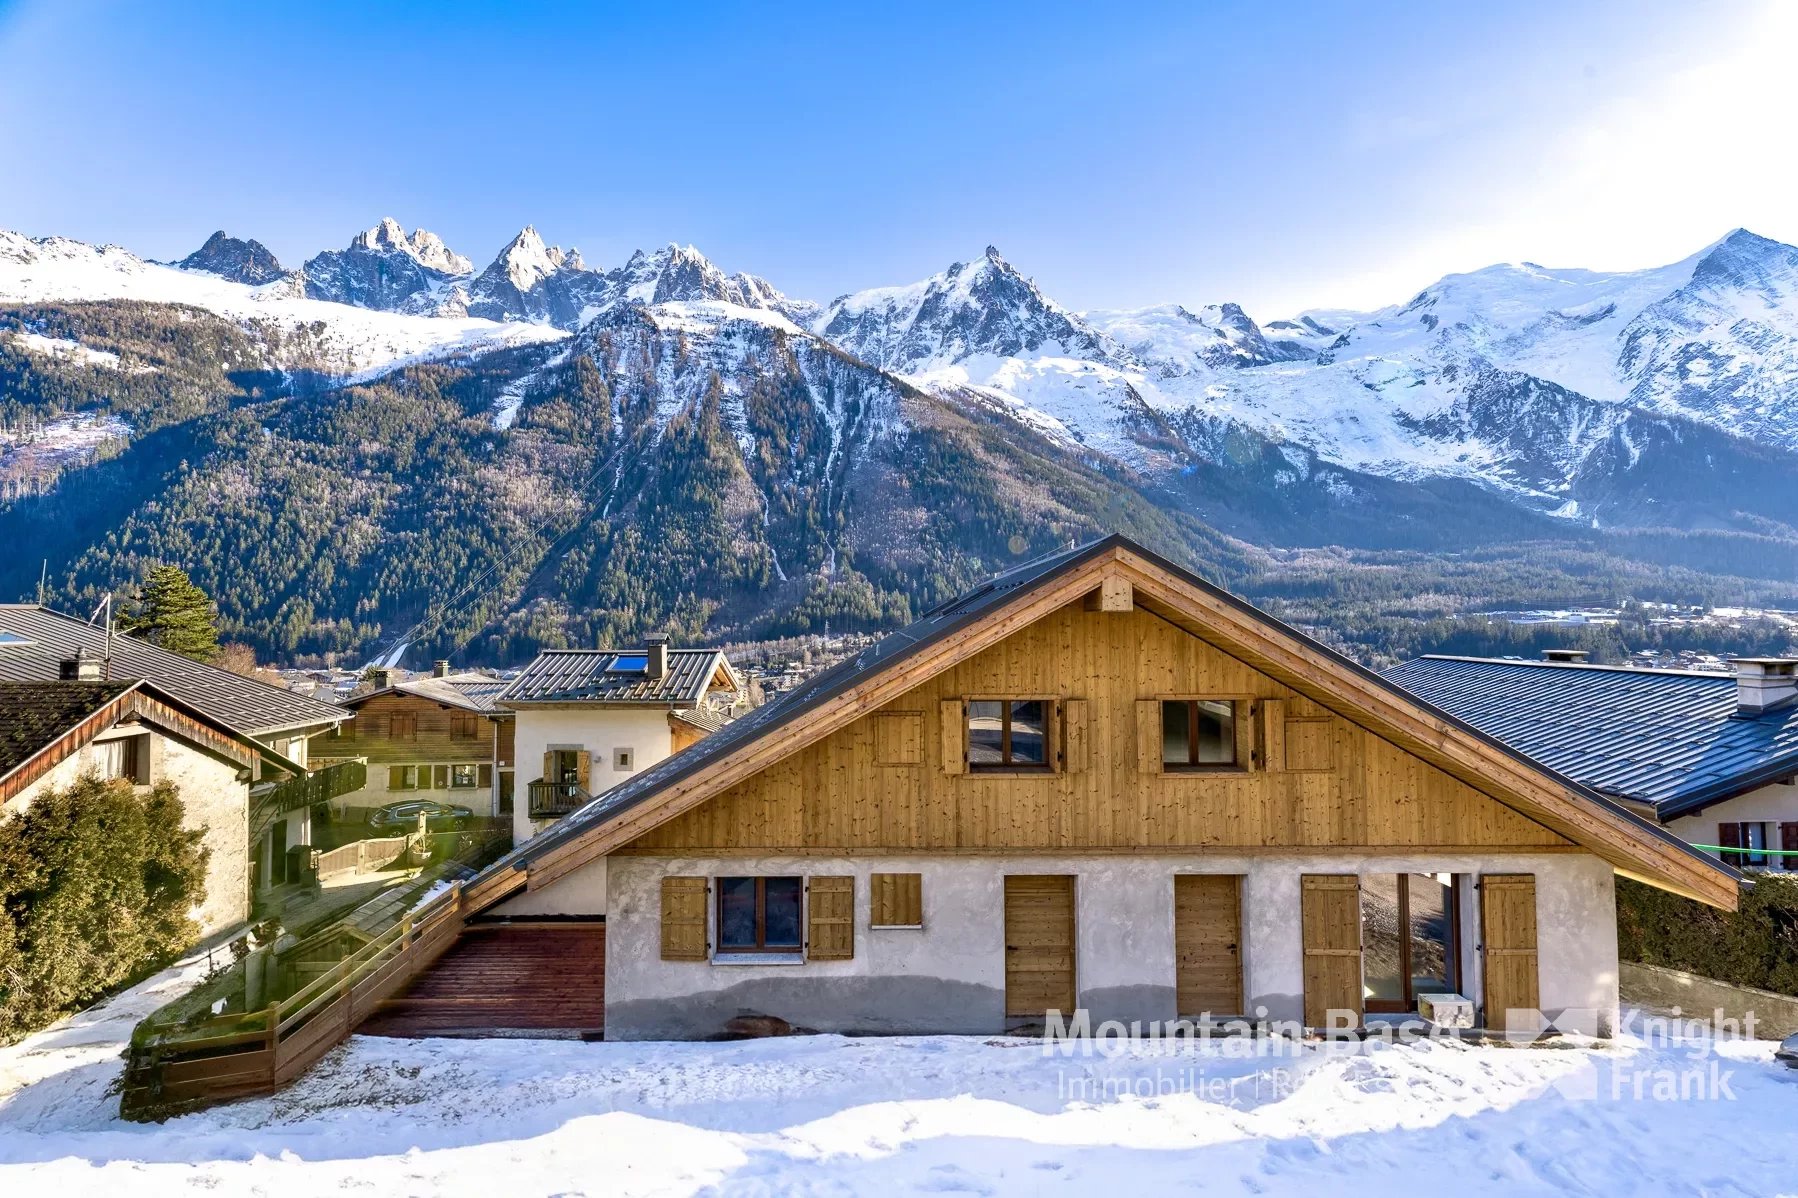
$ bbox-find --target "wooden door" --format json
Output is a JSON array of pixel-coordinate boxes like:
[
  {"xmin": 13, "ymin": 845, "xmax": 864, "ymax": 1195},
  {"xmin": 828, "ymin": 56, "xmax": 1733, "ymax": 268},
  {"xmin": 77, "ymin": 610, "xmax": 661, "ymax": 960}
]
[
  {"xmin": 1301, "ymin": 874, "xmax": 1362, "ymax": 1028},
  {"xmin": 1480, "ymin": 874, "xmax": 1539, "ymax": 1032},
  {"xmin": 1004, "ymin": 875, "xmax": 1076, "ymax": 1018},
  {"xmin": 1174, "ymin": 875, "xmax": 1243, "ymax": 1016}
]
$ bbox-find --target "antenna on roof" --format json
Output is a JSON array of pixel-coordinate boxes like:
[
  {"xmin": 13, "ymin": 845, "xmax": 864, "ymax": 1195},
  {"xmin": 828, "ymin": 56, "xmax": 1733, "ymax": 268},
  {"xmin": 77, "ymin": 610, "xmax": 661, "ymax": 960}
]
[{"xmin": 36, "ymin": 559, "xmax": 46, "ymax": 606}]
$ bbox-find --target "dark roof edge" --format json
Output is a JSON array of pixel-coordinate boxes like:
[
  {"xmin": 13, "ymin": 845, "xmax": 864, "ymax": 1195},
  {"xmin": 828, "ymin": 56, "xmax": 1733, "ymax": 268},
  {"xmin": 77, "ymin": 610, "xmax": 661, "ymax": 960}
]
[{"xmin": 1657, "ymin": 754, "xmax": 1798, "ymax": 820}]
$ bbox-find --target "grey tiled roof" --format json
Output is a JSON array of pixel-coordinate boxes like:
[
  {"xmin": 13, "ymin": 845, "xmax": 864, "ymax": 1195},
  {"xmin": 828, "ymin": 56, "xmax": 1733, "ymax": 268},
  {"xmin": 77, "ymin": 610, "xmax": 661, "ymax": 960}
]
[
  {"xmin": 499, "ymin": 649, "xmax": 734, "ymax": 706},
  {"xmin": 0, "ymin": 605, "xmax": 347, "ymax": 739},
  {"xmin": 0, "ymin": 680, "xmax": 133, "ymax": 778},
  {"xmin": 671, "ymin": 705, "xmax": 731, "ymax": 733},
  {"xmin": 351, "ymin": 673, "xmax": 512, "ymax": 714},
  {"xmin": 1384, "ymin": 656, "xmax": 1798, "ymax": 817}
]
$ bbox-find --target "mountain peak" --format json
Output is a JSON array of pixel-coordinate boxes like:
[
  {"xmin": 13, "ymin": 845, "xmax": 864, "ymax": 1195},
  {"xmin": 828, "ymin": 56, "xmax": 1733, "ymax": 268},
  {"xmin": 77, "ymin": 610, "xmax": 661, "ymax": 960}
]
[
  {"xmin": 175, "ymin": 230, "xmax": 287, "ymax": 285},
  {"xmin": 345, "ymin": 218, "xmax": 472, "ymax": 276}
]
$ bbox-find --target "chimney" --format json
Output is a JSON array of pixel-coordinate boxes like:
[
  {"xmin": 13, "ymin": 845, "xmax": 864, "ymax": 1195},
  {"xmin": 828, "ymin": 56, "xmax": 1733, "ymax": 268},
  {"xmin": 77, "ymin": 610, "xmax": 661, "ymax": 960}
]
[
  {"xmin": 433, "ymin": 659, "xmax": 450, "ymax": 678},
  {"xmin": 1733, "ymin": 658, "xmax": 1798, "ymax": 715},
  {"xmin": 645, "ymin": 634, "xmax": 669, "ymax": 680},
  {"xmin": 59, "ymin": 648, "xmax": 104, "ymax": 682},
  {"xmin": 1541, "ymin": 649, "xmax": 1590, "ymax": 663},
  {"xmin": 369, "ymin": 668, "xmax": 392, "ymax": 691}
]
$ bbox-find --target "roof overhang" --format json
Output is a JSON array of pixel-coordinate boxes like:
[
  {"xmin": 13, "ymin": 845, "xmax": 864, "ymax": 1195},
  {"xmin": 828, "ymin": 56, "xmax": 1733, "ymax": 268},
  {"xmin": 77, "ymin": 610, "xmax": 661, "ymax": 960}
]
[{"xmin": 465, "ymin": 538, "xmax": 1741, "ymax": 912}]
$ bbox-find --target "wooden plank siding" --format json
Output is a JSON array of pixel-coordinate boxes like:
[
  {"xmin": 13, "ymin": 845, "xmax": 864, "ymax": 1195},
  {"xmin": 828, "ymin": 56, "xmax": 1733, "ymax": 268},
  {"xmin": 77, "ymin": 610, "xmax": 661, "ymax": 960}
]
[
  {"xmin": 618, "ymin": 603, "xmax": 1572, "ymax": 856},
  {"xmin": 319, "ymin": 692, "xmax": 499, "ymax": 767}
]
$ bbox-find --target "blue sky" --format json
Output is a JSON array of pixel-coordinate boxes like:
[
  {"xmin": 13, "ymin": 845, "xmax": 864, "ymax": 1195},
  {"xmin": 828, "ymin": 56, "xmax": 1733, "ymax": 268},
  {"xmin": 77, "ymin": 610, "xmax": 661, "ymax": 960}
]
[{"xmin": 0, "ymin": 0, "xmax": 1790, "ymax": 315}]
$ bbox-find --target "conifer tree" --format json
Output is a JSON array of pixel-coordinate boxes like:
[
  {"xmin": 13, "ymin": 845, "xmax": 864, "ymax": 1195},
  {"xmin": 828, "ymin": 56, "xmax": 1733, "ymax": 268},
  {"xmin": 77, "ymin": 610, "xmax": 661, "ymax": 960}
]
[{"xmin": 120, "ymin": 565, "xmax": 221, "ymax": 661}]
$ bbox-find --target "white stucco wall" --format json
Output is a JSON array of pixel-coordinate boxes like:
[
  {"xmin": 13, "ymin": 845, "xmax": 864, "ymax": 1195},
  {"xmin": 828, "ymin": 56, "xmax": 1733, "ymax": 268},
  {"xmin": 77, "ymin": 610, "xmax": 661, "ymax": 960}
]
[
  {"xmin": 4, "ymin": 728, "xmax": 251, "ymax": 936},
  {"xmin": 510, "ymin": 708, "xmax": 674, "ymax": 843},
  {"xmin": 1666, "ymin": 782, "xmax": 1798, "ymax": 871},
  {"xmin": 490, "ymin": 856, "xmax": 608, "ymax": 917},
  {"xmin": 598, "ymin": 852, "xmax": 1619, "ymax": 1040}
]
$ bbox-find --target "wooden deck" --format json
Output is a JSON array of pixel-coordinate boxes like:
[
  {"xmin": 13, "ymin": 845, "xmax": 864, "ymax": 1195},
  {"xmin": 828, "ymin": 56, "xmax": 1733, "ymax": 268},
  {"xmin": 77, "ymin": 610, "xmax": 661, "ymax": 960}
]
[{"xmin": 360, "ymin": 923, "xmax": 606, "ymax": 1038}]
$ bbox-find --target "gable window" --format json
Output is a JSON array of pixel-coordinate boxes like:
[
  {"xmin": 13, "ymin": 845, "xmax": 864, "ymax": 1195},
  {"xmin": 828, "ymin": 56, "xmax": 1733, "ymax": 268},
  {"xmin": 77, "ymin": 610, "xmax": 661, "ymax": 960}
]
[
  {"xmin": 967, "ymin": 700, "xmax": 1049, "ymax": 770},
  {"xmin": 716, "ymin": 876, "xmax": 803, "ymax": 951},
  {"xmin": 1362, "ymin": 873, "xmax": 1462, "ymax": 1012},
  {"xmin": 450, "ymin": 712, "xmax": 480, "ymax": 740},
  {"xmin": 1162, "ymin": 700, "xmax": 1237, "ymax": 768},
  {"xmin": 94, "ymin": 735, "xmax": 147, "ymax": 784},
  {"xmin": 389, "ymin": 712, "xmax": 418, "ymax": 741}
]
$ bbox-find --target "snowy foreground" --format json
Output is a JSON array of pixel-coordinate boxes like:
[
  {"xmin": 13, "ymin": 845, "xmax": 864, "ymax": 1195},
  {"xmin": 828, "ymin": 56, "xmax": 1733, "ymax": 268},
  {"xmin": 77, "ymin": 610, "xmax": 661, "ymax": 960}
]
[{"xmin": 2, "ymin": 970, "xmax": 1796, "ymax": 1198}]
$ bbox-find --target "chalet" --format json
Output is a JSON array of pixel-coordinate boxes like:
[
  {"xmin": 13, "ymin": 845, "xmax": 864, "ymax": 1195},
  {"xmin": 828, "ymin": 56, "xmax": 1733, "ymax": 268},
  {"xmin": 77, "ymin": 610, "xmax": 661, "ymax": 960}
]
[
  {"xmin": 0, "ymin": 676, "xmax": 306, "ymax": 934},
  {"xmin": 343, "ymin": 536, "xmax": 1738, "ymax": 1045},
  {"xmin": 314, "ymin": 662, "xmax": 516, "ymax": 820},
  {"xmin": 1387, "ymin": 654, "xmax": 1798, "ymax": 872},
  {"xmin": 497, "ymin": 635, "xmax": 740, "ymax": 845},
  {"xmin": 0, "ymin": 605, "xmax": 356, "ymax": 891}
]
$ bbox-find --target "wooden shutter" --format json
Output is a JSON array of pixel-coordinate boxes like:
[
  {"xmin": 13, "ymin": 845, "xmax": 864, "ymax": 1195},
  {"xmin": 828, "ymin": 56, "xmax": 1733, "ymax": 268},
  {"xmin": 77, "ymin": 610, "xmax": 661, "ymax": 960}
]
[
  {"xmin": 939, "ymin": 699, "xmax": 966, "ymax": 775},
  {"xmin": 387, "ymin": 765, "xmax": 407, "ymax": 789},
  {"xmin": 1301, "ymin": 875, "xmax": 1362, "ymax": 1028},
  {"xmin": 478, "ymin": 764, "xmax": 493, "ymax": 788},
  {"xmin": 1136, "ymin": 699, "xmax": 1162, "ymax": 775},
  {"xmin": 807, "ymin": 876, "xmax": 855, "ymax": 960},
  {"xmin": 1718, "ymin": 821, "xmax": 1743, "ymax": 860},
  {"xmin": 1062, "ymin": 699, "xmax": 1088, "ymax": 774},
  {"xmin": 575, "ymin": 751, "xmax": 592, "ymax": 792},
  {"xmin": 1480, "ymin": 874, "xmax": 1540, "ymax": 1032},
  {"xmin": 871, "ymin": 872, "xmax": 923, "ymax": 926},
  {"xmin": 1782, "ymin": 822, "xmax": 1798, "ymax": 872},
  {"xmin": 433, "ymin": 764, "xmax": 450, "ymax": 789},
  {"xmin": 1260, "ymin": 699, "xmax": 1286, "ymax": 773},
  {"xmin": 660, "ymin": 876, "xmax": 709, "ymax": 961},
  {"xmin": 541, "ymin": 750, "xmax": 555, "ymax": 783},
  {"xmin": 1234, "ymin": 700, "xmax": 1257, "ymax": 769}
]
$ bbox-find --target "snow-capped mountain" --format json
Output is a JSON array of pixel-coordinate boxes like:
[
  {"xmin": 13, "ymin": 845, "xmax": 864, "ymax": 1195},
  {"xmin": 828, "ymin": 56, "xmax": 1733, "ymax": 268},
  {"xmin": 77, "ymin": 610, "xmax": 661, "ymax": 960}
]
[
  {"xmin": 301, "ymin": 218, "xmax": 475, "ymax": 316},
  {"xmin": 0, "ymin": 228, "xmax": 562, "ymax": 379},
  {"xmin": 174, "ymin": 231, "xmax": 288, "ymax": 286}
]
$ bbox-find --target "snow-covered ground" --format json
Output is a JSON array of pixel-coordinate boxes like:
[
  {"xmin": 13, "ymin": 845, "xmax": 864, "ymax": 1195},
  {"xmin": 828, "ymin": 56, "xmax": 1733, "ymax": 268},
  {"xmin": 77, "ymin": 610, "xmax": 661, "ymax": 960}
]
[{"xmin": 3, "ymin": 968, "xmax": 1795, "ymax": 1198}]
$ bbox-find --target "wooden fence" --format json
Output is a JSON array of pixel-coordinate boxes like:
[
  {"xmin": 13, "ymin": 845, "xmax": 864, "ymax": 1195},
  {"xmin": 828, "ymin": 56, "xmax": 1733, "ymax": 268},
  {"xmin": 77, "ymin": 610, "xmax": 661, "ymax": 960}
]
[
  {"xmin": 121, "ymin": 881, "xmax": 468, "ymax": 1118},
  {"xmin": 314, "ymin": 835, "xmax": 410, "ymax": 881}
]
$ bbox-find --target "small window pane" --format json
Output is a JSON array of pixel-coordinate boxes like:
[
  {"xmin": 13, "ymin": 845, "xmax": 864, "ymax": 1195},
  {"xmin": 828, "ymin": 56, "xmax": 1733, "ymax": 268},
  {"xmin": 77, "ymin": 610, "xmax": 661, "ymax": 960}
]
[
  {"xmin": 968, "ymin": 700, "xmax": 1004, "ymax": 764},
  {"xmin": 718, "ymin": 877, "xmax": 758, "ymax": 949},
  {"xmin": 1162, "ymin": 702, "xmax": 1190, "ymax": 765},
  {"xmin": 1009, "ymin": 701, "xmax": 1046, "ymax": 764},
  {"xmin": 764, "ymin": 877, "xmax": 803, "ymax": 947},
  {"xmin": 1195, "ymin": 700, "xmax": 1235, "ymax": 764}
]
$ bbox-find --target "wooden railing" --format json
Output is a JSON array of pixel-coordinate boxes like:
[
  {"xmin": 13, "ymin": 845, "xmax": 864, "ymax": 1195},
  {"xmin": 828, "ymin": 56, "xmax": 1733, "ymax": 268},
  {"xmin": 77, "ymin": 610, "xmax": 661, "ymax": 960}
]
[
  {"xmin": 527, "ymin": 778, "xmax": 588, "ymax": 820},
  {"xmin": 252, "ymin": 757, "xmax": 368, "ymax": 827},
  {"xmin": 314, "ymin": 835, "xmax": 410, "ymax": 881},
  {"xmin": 121, "ymin": 880, "xmax": 468, "ymax": 1119}
]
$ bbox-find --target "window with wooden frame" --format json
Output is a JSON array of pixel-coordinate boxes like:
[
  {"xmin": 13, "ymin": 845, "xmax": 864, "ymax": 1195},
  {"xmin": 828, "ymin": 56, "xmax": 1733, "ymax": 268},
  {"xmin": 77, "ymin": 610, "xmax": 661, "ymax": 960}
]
[
  {"xmin": 967, "ymin": 699, "xmax": 1051, "ymax": 771},
  {"xmin": 716, "ymin": 876, "xmax": 804, "ymax": 952},
  {"xmin": 1361, "ymin": 873, "xmax": 1463, "ymax": 1013},
  {"xmin": 389, "ymin": 711, "xmax": 418, "ymax": 741},
  {"xmin": 450, "ymin": 764, "xmax": 478, "ymax": 789},
  {"xmin": 387, "ymin": 764, "xmax": 420, "ymax": 790},
  {"xmin": 871, "ymin": 873, "xmax": 923, "ymax": 928},
  {"xmin": 1161, "ymin": 699, "xmax": 1239, "ymax": 769},
  {"xmin": 1718, "ymin": 821, "xmax": 1772, "ymax": 868},
  {"xmin": 94, "ymin": 734, "xmax": 148, "ymax": 784},
  {"xmin": 450, "ymin": 711, "xmax": 480, "ymax": 740}
]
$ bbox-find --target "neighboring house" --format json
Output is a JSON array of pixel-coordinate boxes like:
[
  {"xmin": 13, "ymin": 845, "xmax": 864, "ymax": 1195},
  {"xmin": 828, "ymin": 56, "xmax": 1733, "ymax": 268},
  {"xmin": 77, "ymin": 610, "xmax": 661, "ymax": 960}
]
[
  {"xmin": 0, "ymin": 605, "xmax": 355, "ymax": 892},
  {"xmin": 312, "ymin": 662, "xmax": 516, "ymax": 821},
  {"xmin": 0, "ymin": 676, "xmax": 305, "ymax": 935},
  {"xmin": 365, "ymin": 536, "xmax": 1734, "ymax": 1043},
  {"xmin": 498, "ymin": 635, "xmax": 740, "ymax": 846},
  {"xmin": 1386, "ymin": 653, "xmax": 1798, "ymax": 872}
]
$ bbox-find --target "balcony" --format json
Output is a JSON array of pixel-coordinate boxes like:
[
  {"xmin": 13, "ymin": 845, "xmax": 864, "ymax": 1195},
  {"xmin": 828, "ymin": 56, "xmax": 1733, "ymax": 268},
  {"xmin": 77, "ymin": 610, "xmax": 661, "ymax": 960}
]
[
  {"xmin": 252, "ymin": 757, "xmax": 368, "ymax": 826},
  {"xmin": 527, "ymin": 778, "xmax": 589, "ymax": 820}
]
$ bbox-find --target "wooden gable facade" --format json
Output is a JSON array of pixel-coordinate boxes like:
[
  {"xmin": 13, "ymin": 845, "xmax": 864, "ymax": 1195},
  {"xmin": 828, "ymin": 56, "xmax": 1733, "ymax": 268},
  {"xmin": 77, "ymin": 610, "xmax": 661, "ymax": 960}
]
[{"xmin": 619, "ymin": 600, "xmax": 1570, "ymax": 857}]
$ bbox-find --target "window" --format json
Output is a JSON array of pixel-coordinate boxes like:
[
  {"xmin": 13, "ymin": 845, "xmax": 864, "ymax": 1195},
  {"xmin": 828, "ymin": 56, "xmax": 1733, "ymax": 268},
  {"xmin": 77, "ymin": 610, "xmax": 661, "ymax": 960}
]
[
  {"xmin": 450, "ymin": 712, "xmax": 480, "ymax": 740},
  {"xmin": 450, "ymin": 764, "xmax": 478, "ymax": 789},
  {"xmin": 614, "ymin": 748, "xmax": 635, "ymax": 771},
  {"xmin": 94, "ymin": 735, "xmax": 147, "ymax": 784},
  {"xmin": 387, "ymin": 765, "xmax": 418, "ymax": 790},
  {"xmin": 497, "ymin": 771, "xmax": 514, "ymax": 816},
  {"xmin": 389, "ymin": 712, "xmax": 417, "ymax": 741},
  {"xmin": 967, "ymin": 700, "xmax": 1049, "ymax": 770},
  {"xmin": 1720, "ymin": 821, "xmax": 1771, "ymax": 868},
  {"xmin": 1362, "ymin": 873, "xmax": 1461, "ymax": 1012},
  {"xmin": 1162, "ymin": 700, "xmax": 1237, "ymax": 768},
  {"xmin": 716, "ymin": 876, "xmax": 803, "ymax": 951}
]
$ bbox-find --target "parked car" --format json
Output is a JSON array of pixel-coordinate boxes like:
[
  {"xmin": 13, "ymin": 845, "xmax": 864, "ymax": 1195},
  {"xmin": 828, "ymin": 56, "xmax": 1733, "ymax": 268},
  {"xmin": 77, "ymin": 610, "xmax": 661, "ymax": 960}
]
[{"xmin": 367, "ymin": 800, "xmax": 474, "ymax": 832}]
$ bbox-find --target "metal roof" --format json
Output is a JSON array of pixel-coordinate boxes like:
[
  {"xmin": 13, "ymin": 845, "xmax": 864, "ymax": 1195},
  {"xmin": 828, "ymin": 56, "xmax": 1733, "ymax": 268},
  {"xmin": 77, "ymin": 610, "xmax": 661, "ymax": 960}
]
[
  {"xmin": 498, "ymin": 649, "xmax": 735, "ymax": 706},
  {"xmin": 1383, "ymin": 656, "xmax": 1798, "ymax": 817},
  {"xmin": 671, "ymin": 705, "xmax": 732, "ymax": 734},
  {"xmin": 0, "ymin": 605, "xmax": 348, "ymax": 740},
  {"xmin": 346, "ymin": 672, "xmax": 513, "ymax": 714}
]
